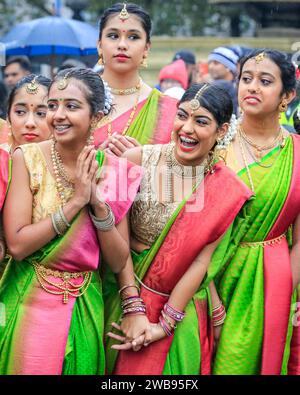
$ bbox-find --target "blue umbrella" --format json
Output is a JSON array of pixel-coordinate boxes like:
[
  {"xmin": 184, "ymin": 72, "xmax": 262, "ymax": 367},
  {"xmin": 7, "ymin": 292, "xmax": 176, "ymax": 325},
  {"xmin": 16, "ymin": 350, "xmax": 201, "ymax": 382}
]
[{"xmin": 0, "ymin": 16, "xmax": 99, "ymax": 71}]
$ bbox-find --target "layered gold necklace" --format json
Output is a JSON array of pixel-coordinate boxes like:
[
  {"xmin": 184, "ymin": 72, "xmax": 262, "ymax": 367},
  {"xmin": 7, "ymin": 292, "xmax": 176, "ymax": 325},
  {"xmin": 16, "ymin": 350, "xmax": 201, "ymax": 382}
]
[
  {"xmin": 98, "ymin": 79, "xmax": 142, "ymax": 138},
  {"xmin": 51, "ymin": 140, "xmax": 75, "ymax": 205},
  {"xmin": 237, "ymin": 126, "xmax": 286, "ymax": 194},
  {"xmin": 239, "ymin": 124, "xmax": 285, "ymax": 163}
]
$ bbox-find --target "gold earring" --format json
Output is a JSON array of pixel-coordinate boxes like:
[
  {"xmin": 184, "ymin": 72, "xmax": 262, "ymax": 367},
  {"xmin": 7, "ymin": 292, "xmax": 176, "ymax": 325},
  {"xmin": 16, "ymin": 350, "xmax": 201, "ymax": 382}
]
[
  {"xmin": 279, "ymin": 100, "xmax": 288, "ymax": 112},
  {"xmin": 98, "ymin": 53, "xmax": 104, "ymax": 66},
  {"xmin": 140, "ymin": 56, "xmax": 148, "ymax": 68}
]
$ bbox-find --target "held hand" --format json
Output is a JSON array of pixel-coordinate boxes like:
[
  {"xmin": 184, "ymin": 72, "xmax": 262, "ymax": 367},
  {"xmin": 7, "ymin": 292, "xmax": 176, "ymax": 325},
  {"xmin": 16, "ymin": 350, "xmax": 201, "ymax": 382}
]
[
  {"xmin": 107, "ymin": 321, "xmax": 166, "ymax": 352},
  {"xmin": 72, "ymin": 146, "xmax": 97, "ymax": 208},
  {"xmin": 120, "ymin": 314, "xmax": 152, "ymax": 345},
  {"xmin": 107, "ymin": 133, "xmax": 137, "ymax": 157}
]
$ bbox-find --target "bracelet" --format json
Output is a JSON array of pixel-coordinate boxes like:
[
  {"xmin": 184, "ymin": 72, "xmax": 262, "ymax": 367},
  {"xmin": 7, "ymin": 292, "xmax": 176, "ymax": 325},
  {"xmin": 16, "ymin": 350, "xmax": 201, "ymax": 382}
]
[
  {"xmin": 212, "ymin": 303, "xmax": 226, "ymax": 327},
  {"xmin": 59, "ymin": 205, "xmax": 71, "ymax": 227},
  {"xmin": 119, "ymin": 284, "xmax": 140, "ymax": 295},
  {"xmin": 51, "ymin": 210, "xmax": 68, "ymax": 236},
  {"xmin": 161, "ymin": 310, "xmax": 177, "ymax": 330},
  {"xmin": 164, "ymin": 303, "xmax": 185, "ymax": 322},
  {"xmin": 89, "ymin": 203, "xmax": 115, "ymax": 232},
  {"xmin": 159, "ymin": 316, "xmax": 173, "ymax": 337}
]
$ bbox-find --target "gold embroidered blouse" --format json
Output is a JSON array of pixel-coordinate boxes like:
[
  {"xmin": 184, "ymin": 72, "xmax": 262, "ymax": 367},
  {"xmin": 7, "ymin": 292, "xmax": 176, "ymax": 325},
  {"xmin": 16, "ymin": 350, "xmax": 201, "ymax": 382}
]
[
  {"xmin": 20, "ymin": 143, "xmax": 74, "ymax": 223},
  {"xmin": 130, "ymin": 144, "xmax": 178, "ymax": 246}
]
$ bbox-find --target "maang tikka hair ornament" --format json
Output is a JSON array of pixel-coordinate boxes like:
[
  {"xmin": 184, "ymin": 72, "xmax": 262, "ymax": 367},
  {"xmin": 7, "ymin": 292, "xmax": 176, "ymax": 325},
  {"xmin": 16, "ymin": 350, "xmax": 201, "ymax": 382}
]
[
  {"xmin": 57, "ymin": 71, "xmax": 71, "ymax": 90},
  {"xmin": 119, "ymin": 3, "xmax": 130, "ymax": 21},
  {"xmin": 26, "ymin": 76, "xmax": 39, "ymax": 95},
  {"xmin": 190, "ymin": 84, "xmax": 209, "ymax": 113},
  {"xmin": 254, "ymin": 51, "xmax": 265, "ymax": 64}
]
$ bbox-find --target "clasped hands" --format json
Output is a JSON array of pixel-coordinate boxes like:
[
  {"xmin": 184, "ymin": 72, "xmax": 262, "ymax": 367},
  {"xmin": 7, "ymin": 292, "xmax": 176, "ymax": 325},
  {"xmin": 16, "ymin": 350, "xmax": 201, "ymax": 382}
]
[{"xmin": 107, "ymin": 314, "xmax": 167, "ymax": 352}]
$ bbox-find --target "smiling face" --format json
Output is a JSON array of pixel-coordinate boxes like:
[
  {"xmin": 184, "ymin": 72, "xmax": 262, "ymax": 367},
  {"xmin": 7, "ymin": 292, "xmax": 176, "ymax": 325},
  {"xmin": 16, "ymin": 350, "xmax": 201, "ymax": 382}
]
[
  {"xmin": 47, "ymin": 79, "xmax": 95, "ymax": 146},
  {"xmin": 173, "ymin": 101, "xmax": 225, "ymax": 166},
  {"xmin": 8, "ymin": 85, "xmax": 51, "ymax": 146},
  {"xmin": 98, "ymin": 14, "xmax": 150, "ymax": 73},
  {"xmin": 239, "ymin": 57, "xmax": 288, "ymax": 117}
]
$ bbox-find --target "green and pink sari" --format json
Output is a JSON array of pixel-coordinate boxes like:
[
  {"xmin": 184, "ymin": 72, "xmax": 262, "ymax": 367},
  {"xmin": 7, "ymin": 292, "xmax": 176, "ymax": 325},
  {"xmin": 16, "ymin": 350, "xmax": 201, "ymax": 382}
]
[
  {"xmin": 94, "ymin": 89, "xmax": 178, "ymax": 147},
  {"xmin": 0, "ymin": 153, "xmax": 143, "ymax": 375},
  {"xmin": 212, "ymin": 134, "xmax": 300, "ymax": 375},
  {"xmin": 103, "ymin": 160, "xmax": 252, "ymax": 375}
]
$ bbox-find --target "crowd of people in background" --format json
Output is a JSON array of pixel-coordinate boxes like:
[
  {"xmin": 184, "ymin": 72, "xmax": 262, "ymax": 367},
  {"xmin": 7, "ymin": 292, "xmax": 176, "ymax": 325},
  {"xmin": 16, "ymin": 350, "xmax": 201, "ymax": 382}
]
[{"xmin": 0, "ymin": 2, "xmax": 299, "ymax": 376}]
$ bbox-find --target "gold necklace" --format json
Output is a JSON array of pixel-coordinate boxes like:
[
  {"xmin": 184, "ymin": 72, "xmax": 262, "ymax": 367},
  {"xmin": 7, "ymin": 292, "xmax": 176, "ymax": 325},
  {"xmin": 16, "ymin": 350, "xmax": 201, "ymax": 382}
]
[
  {"xmin": 238, "ymin": 130, "xmax": 255, "ymax": 193},
  {"xmin": 109, "ymin": 78, "xmax": 142, "ymax": 96},
  {"xmin": 239, "ymin": 124, "xmax": 284, "ymax": 161},
  {"xmin": 51, "ymin": 141, "xmax": 75, "ymax": 205},
  {"xmin": 164, "ymin": 143, "xmax": 213, "ymax": 202},
  {"xmin": 104, "ymin": 89, "xmax": 141, "ymax": 138}
]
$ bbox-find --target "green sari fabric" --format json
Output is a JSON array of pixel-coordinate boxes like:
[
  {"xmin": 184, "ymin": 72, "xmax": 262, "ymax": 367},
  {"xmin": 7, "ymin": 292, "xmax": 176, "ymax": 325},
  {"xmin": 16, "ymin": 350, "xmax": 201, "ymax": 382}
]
[
  {"xmin": 126, "ymin": 89, "xmax": 160, "ymax": 145},
  {"xmin": 212, "ymin": 138, "xmax": 295, "ymax": 375}
]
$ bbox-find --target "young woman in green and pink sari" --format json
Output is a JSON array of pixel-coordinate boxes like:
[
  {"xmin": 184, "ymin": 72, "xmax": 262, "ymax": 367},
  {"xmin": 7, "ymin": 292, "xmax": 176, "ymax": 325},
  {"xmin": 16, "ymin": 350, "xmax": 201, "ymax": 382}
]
[
  {"xmin": 0, "ymin": 74, "xmax": 52, "ymax": 278},
  {"xmin": 0, "ymin": 68, "xmax": 143, "ymax": 374},
  {"xmin": 210, "ymin": 49, "xmax": 300, "ymax": 375},
  {"xmin": 94, "ymin": 3, "xmax": 178, "ymax": 156},
  {"xmin": 103, "ymin": 83, "xmax": 253, "ymax": 374}
]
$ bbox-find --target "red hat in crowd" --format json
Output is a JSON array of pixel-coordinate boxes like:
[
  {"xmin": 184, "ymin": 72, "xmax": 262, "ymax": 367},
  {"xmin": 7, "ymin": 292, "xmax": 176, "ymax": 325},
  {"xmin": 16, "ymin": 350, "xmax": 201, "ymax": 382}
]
[{"xmin": 159, "ymin": 59, "xmax": 189, "ymax": 90}]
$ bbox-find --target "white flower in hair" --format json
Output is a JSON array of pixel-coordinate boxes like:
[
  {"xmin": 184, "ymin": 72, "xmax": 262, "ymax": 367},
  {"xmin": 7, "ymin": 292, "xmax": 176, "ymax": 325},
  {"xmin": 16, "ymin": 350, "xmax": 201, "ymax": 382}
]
[
  {"xmin": 216, "ymin": 114, "xmax": 238, "ymax": 150},
  {"xmin": 102, "ymin": 80, "xmax": 114, "ymax": 115},
  {"xmin": 297, "ymin": 106, "xmax": 300, "ymax": 120}
]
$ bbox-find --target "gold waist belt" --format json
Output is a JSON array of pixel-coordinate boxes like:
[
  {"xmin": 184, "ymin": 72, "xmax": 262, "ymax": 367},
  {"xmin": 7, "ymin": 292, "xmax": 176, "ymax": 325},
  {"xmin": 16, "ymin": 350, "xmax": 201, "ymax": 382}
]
[
  {"xmin": 240, "ymin": 233, "xmax": 286, "ymax": 249},
  {"xmin": 32, "ymin": 262, "xmax": 92, "ymax": 304}
]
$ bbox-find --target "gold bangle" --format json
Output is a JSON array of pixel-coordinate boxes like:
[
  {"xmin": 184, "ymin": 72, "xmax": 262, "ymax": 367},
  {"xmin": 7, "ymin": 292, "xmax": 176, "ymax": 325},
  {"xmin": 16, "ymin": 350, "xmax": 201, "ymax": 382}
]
[{"xmin": 118, "ymin": 284, "xmax": 140, "ymax": 295}]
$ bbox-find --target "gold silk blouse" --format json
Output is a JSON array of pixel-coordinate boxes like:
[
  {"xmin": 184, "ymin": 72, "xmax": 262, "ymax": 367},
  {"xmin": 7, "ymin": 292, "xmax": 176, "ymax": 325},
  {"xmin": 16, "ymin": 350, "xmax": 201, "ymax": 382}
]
[
  {"xmin": 20, "ymin": 143, "xmax": 74, "ymax": 223},
  {"xmin": 130, "ymin": 144, "xmax": 178, "ymax": 246}
]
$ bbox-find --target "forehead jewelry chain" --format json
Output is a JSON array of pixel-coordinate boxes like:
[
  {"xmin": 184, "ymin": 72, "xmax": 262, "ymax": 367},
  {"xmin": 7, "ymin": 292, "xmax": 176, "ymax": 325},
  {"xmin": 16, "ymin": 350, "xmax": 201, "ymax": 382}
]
[
  {"xmin": 119, "ymin": 3, "xmax": 130, "ymax": 21},
  {"xmin": 26, "ymin": 76, "xmax": 39, "ymax": 94},
  {"xmin": 57, "ymin": 71, "xmax": 71, "ymax": 90},
  {"xmin": 254, "ymin": 52, "xmax": 265, "ymax": 64},
  {"xmin": 190, "ymin": 84, "xmax": 209, "ymax": 113}
]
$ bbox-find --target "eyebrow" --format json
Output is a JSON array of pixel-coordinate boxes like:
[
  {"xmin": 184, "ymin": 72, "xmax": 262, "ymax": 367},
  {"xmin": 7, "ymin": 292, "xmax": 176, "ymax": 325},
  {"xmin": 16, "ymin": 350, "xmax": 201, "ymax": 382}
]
[
  {"xmin": 178, "ymin": 107, "xmax": 212, "ymax": 120},
  {"xmin": 106, "ymin": 28, "xmax": 142, "ymax": 34},
  {"xmin": 242, "ymin": 70, "xmax": 275, "ymax": 79},
  {"xmin": 47, "ymin": 98, "xmax": 83, "ymax": 104},
  {"xmin": 14, "ymin": 102, "xmax": 47, "ymax": 108}
]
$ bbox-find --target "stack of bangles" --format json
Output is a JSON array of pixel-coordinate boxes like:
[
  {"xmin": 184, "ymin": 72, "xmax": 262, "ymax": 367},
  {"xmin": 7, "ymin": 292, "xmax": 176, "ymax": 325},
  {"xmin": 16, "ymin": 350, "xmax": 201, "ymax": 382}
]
[
  {"xmin": 212, "ymin": 302, "xmax": 226, "ymax": 326},
  {"xmin": 50, "ymin": 205, "xmax": 71, "ymax": 236},
  {"xmin": 119, "ymin": 284, "xmax": 147, "ymax": 317},
  {"xmin": 159, "ymin": 303, "xmax": 185, "ymax": 337}
]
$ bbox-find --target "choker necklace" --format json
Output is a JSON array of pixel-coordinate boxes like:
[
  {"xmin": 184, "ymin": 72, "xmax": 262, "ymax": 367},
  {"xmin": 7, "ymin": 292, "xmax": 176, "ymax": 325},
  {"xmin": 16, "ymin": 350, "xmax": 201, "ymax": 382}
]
[
  {"xmin": 51, "ymin": 140, "xmax": 75, "ymax": 205},
  {"xmin": 164, "ymin": 143, "xmax": 214, "ymax": 202},
  {"xmin": 109, "ymin": 78, "xmax": 142, "ymax": 96}
]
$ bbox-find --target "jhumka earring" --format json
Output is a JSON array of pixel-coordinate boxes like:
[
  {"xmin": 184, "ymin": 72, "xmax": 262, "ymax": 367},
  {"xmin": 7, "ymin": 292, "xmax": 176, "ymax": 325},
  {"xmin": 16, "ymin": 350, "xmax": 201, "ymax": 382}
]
[
  {"xmin": 26, "ymin": 76, "xmax": 39, "ymax": 94},
  {"xmin": 189, "ymin": 84, "xmax": 210, "ymax": 114},
  {"xmin": 140, "ymin": 56, "xmax": 148, "ymax": 68},
  {"xmin": 279, "ymin": 100, "xmax": 288, "ymax": 113},
  {"xmin": 98, "ymin": 52, "xmax": 104, "ymax": 66},
  {"xmin": 87, "ymin": 119, "xmax": 98, "ymax": 145},
  {"xmin": 119, "ymin": 3, "xmax": 130, "ymax": 21},
  {"xmin": 57, "ymin": 71, "xmax": 71, "ymax": 90}
]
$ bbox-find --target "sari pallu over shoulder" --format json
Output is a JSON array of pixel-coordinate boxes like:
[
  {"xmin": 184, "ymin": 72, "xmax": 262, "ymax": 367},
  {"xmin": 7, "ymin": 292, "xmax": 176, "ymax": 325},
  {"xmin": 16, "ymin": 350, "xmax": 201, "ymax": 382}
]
[
  {"xmin": 0, "ymin": 151, "xmax": 143, "ymax": 375},
  {"xmin": 213, "ymin": 135, "xmax": 300, "ymax": 375},
  {"xmin": 0, "ymin": 147, "xmax": 9, "ymax": 210},
  {"xmin": 94, "ymin": 89, "xmax": 178, "ymax": 147},
  {"xmin": 105, "ymin": 161, "xmax": 253, "ymax": 375}
]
